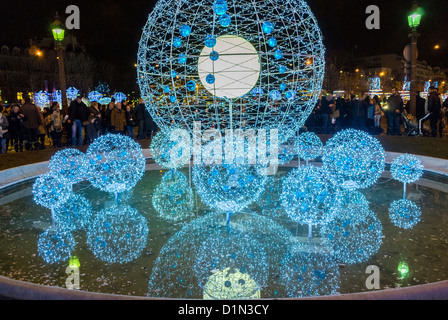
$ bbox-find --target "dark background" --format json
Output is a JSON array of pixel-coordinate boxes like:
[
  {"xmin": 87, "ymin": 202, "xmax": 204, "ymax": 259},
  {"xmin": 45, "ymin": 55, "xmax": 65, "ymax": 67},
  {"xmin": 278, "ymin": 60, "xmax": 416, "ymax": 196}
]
[{"xmin": 1, "ymin": 0, "xmax": 447, "ymax": 91}]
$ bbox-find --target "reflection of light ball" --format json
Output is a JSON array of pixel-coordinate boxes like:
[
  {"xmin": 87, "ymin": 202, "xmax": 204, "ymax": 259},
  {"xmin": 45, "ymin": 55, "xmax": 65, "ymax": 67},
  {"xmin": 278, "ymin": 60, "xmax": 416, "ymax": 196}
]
[
  {"xmin": 256, "ymin": 177, "xmax": 289, "ymax": 219},
  {"xmin": 150, "ymin": 129, "xmax": 191, "ymax": 170},
  {"xmin": 295, "ymin": 132, "xmax": 323, "ymax": 161},
  {"xmin": 33, "ymin": 173, "xmax": 72, "ymax": 209},
  {"xmin": 86, "ymin": 205, "xmax": 149, "ymax": 264},
  {"xmin": 203, "ymin": 268, "xmax": 261, "ymax": 300},
  {"xmin": 193, "ymin": 164, "xmax": 267, "ymax": 213},
  {"xmin": 391, "ymin": 154, "xmax": 423, "ymax": 184},
  {"xmin": 279, "ymin": 249, "xmax": 340, "ymax": 298},
  {"xmin": 86, "ymin": 134, "xmax": 146, "ymax": 194},
  {"xmin": 320, "ymin": 206, "xmax": 383, "ymax": 265},
  {"xmin": 137, "ymin": 0, "xmax": 325, "ymax": 143},
  {"xmin": 389, "ymin": 199, "xmax": 421, "ymax": 229},
  {"xmin": 53, "ymin": 194, "xmax": 93, "ymax": 231},
  {"xmin": 49, "ymin": 149, "xmax": 88, "ymax": 185},
  {"xmin": 322, "ymin": 129, "xmax": 385, "ymax": 191},
  {"xmin": 38, "ymin": 228, "xmax": 76, "ymax": 264},
  {"xmin": 280, "ymin": 166, "xmax": 342, "ymax": 226},
  {"xmin": 152, "ymin": 170, "xmax": 194, "ymax": 222}
]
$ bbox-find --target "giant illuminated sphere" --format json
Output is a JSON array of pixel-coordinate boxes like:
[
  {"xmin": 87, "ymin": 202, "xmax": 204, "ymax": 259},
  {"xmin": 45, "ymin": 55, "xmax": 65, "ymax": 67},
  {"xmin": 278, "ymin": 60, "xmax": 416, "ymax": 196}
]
[
  {"xmin": 86, "ymin": 205, "xmax": 149, "ymax": 264},
  {"xmin": 86, "ymin": 134, "xmax": 146, "ymax": 194},
  {"xmin": 322, "ymin": 129, "xmax": 385, "ymax": 191},
  {"xmin": 137, "ymin": 0, "xmax": 326, "ymax": 143},
  {"xmin": 390, "ymin": 154, "xmax": 424, "ymax": 184},
  {"xmin": 49, "ymin": 149, "xmax": 88, "ymax": 185},
  {"xmin": 388, "ymin": 199, "xmax": 422, "ymax": 229},
  {"xmin": 280, "ymin": 166, "xmax": 342, "ymax": 226}
]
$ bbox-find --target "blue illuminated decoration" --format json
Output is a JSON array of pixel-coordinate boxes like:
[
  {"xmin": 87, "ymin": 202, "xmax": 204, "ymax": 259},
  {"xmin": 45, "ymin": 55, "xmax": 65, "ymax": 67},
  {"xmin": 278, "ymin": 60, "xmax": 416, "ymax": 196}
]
[
  {"xmin": 388, "ymin": 199, "xmax": 422, "ymax": 230},
  {"xmin": 150, "ymin": 129, "xmax": 191, "ymax": 170},
  {"xmin": 85, "ymin": 134, "xmax": 146, "ymax": 196},
  {"xmin": 33, "ymin": 172, "xmax": 72, "ymax": 210},
  {"xmin": 280, "ymin": 166, "xmax": 342, "ymax": 226},
  {"xmin": 295, "ymin": 131, "xmax": 323, "ymax": 163},
  {"xmin": 206, "ymin": 74, "xmax": 216, "ymax": 84},
  {"xmin": 53, "ymin": 194, "xmax": 93, "ymax": 231},
  {"xmin": 391, "ymin": 154, "xmax": 423, "ymax": 184},
  {"xmin": 86, "ymin": 205, "xmax": 149, "ymax": 264},
  {"xmin": 34, "ymin": 91, "xmax": 50, "ymax": 108},
  {"xmin": 320, "ymin": 205, "xmax": 383, "ymax": 265},
  {"xmin": 137, "ymin": 0, "xmax": 326, "ymax": 144},
  {"xmin": 49, "ymin": 149, "xmax": 88, "ymax": 185},
  {"xmin": 38, "ymin": 228, "xmax": 76, "ymax": 265},
  {"xmin": 186, "ymin": 80, "xmax": 197, "ymax": 92},
  {"xmin": 88, "ymin": 91, "xmax": 102, "ymax": 103},
  {"xmin": 173, "ymin": 37, "xmax": 182, "ymax": 48},
  {"xmin": 322, "ymin": 129, "xmax": 385, "ymax": 191},
  {"xmin": 152, "ymin": 170, "xmax": 194, "ymax": 222},
  {"xmin": 66, "ymin": 87, "xmax": 79, "ymax": 101},
  {"xmin": 113, "ymin": 92, "xmax": 127, "ymax": 103}
]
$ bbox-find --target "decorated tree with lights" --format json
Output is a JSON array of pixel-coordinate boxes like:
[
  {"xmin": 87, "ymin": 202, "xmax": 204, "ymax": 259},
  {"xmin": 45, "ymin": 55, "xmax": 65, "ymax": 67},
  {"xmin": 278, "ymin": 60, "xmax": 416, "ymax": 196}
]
[{"xmin": 390, "ymin": 154, "xmax": 423, "ymax": 199}]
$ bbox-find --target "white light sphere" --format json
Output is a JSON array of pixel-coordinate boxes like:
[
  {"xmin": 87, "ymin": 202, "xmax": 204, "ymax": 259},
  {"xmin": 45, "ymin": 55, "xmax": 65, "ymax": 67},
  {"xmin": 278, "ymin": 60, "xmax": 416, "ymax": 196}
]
[
  {"xmin": 322, "ymin": 129, "xmax": 385, "ymax": 191},
  {"xmin": 53, "ymin": 194, "xmax": 93, "ymax": 231},
  {"xmin": 85, "ymin": 134, "xmax": 146, "ymax": 194},
  {"xmin": 150, "ymin": 129, "xmax": 191, "ymax": 170},
  {"xmin": 280, "ymin": 166, "xmax": 342, "ymax": 226},
  {"xmin": 49, "ymin": 149, "xmax": 88, "ymax": 185},
  {"xmin": 137, "ymin": 0, "xmax": 326, "ymax": 143},
  {"xmin": 295, "ymin": 131, "xmax": 323, "ymax": 162},
  {"xmin": 391, "ymin": 154, "xmax": 424, "ymax": 184}
]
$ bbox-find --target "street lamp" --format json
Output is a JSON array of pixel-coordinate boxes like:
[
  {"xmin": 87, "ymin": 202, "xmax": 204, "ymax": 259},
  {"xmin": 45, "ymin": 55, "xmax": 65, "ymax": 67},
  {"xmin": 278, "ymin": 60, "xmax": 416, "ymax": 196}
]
[
  {"xmin": 407, "ymin": 1, "xmax": 424, "ymax": 116},
  {"xmin": 51, "ymin": 13, "xmax": 68, "ymax": 111}
]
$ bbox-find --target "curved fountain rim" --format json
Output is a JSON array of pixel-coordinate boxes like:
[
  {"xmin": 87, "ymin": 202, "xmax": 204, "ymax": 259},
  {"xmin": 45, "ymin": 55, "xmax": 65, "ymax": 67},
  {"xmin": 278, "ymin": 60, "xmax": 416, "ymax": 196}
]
[{"xmin": 1, "ymin": 150, "xmax": 448, "ymax": 300}]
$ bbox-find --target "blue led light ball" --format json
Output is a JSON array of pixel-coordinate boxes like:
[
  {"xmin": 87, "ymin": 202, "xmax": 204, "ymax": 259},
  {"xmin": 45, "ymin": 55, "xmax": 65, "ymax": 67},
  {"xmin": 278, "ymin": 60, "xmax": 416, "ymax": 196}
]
[
  {"xmin": 150, "ymin": 129, "xmax": 191, "ymax": 170},
  {"xmin": 186, "ymin": 80, "xmax": 197, "ymax": 92},
  {"xmin": 389, "ymin": 199, "xmax": 422, "ymax": 229},
  {"xmin": 219, "ymin": 13, "xmax": 231, "ymax": 27},
  {"xmin": 391, "ymin": 154, "xmax": 424, "ymax": 184},
  {"xmin": 274, "ymin": 49, "xmax": 283, "ymax": 60},
  {"xmin": 49, "ymin": 149, "xmax": 88, "ymax": 185},
  {"xmin": 267, "ymin": 37, "xmax": 277, "ymax": 48},
  {"xmin": 173, "ymin": 37, "xmax": 182, "ymax": 48},
  {"xmin": 33, "ymin": 173, "xmax": 72, "ymax": 210},
  {"xmin": 178, "ymin": 53, "xmax": 187, "ymax": 64},
  {"xmin": 280, "ymin": 166, "xmax": 342, "ymax": 226},
  {"xmin": 295, "ymin": 131, "xmax": 323, "ymax": 162},
  {"xmin": 179, "ymin": 24, "xmax": 192, "ymax": 37},
  {"xmin": 209, "ymin": 51, "xmax": 219, "ymax": 61},
  {"xmin": 87, "ymin": 205, "xmax": 149, "ymax": 264},
  {"xmin": 322, "ymin": 129, "xmax": 385, "ymax": 191},
  {"xmin": 206, "ymin": 74, "xmax": 216, "ymax": 84},
  {"xmin": 37, "ymin": 228, "xmax": 76, "ymax": 264},
  {"xmin": 262, "ymin": 21, "xmax": 274, "ymax": 34},
  {"xmin": 204, "ymin": 35, "xmax": 217, "ymax": 48},
  {"xmin": 213, "ymin": 0, "xmax": 228, "ymax": 15},
  {"xmin": 86, "ymin": 134, "xmax": 146, "ymax": 194}
]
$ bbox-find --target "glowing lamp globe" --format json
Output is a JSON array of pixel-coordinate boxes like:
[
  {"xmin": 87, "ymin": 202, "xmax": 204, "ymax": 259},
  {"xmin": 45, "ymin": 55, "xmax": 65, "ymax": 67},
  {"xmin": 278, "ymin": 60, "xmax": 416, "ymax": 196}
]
[
  {"xmin": 51, "ymin": 16, "xmax": 65, "ymax": 43},
  {"xmin": 137, "ymin": 0, "xmax": 326, "ymax": 143},
  {"xmin": 408, "ymin": 5, "xmax": 424, "ymax": 29}
]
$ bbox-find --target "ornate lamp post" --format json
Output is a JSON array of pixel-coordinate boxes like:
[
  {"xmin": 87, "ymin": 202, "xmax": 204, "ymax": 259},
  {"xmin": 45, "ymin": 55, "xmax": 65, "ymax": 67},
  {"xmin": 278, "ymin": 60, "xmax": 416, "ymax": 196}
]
[
  {"xmin": 407, "ymin": 2, "xmax": 424, "ymax": 116},
  {"xmin": 51, "ymin": 14, "xmax": 68, "ymax": 111}
]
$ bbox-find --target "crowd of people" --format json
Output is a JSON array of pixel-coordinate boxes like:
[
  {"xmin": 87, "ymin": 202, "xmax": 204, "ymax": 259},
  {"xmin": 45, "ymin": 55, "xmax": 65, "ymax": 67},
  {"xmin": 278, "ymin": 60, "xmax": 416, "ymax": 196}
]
[
  {"xmin": 305, "ymin": 86, "xmax": 448, "ymax": 137},
  {"xmin": 1, "ymin": 88, "xmax": 448, "ymax": 155},
  {"xmin": 0, "ymin": 95, "xmax": 158, "ymax": 154}
]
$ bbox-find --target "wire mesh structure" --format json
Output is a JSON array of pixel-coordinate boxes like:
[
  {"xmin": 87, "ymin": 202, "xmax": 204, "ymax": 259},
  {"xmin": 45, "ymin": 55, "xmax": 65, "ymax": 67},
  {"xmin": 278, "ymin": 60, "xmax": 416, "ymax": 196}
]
[{"xmin": 137, "ymin": 0, "xmax": 325, "ymax": 142}]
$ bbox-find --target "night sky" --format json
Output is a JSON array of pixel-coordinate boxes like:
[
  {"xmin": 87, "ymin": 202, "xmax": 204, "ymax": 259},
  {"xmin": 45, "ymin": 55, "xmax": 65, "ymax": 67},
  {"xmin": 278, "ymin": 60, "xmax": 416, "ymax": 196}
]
[{"xmin": 1, "ymin": 0, "xmax": 447, "ymax": 87}]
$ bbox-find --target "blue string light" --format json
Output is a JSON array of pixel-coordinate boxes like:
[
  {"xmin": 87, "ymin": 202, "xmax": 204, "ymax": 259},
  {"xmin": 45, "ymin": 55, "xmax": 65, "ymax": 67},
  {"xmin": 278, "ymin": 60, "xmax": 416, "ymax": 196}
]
[
  {"xmin": 388, "ymin": 199, "xmax": 422, "ymax": 230},
  {"xmin": 391, "ymin": 154, "xmax": 424, "ymax": 184}
]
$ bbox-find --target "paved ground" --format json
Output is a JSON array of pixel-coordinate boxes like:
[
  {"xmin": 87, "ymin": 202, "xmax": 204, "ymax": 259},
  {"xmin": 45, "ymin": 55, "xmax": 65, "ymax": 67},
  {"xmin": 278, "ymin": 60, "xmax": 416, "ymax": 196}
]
[{"xmin": 1, "ymin": 134, "xmax": 447, "ymax": 171}]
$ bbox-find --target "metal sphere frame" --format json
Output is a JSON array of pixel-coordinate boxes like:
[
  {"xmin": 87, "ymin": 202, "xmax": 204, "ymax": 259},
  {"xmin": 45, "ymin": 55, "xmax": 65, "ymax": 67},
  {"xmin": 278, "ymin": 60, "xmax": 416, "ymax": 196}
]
[{"xmin": 137, "ymin": 0, "xmax": 326, "ymax": 143}]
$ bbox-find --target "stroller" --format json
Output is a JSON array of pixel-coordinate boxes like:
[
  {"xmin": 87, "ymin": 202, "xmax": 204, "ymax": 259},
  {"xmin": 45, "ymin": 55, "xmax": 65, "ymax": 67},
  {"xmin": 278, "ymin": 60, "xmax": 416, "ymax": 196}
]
[{"xmin": 402, "ymin": 112, "xmax": 420, "ymax": 136}]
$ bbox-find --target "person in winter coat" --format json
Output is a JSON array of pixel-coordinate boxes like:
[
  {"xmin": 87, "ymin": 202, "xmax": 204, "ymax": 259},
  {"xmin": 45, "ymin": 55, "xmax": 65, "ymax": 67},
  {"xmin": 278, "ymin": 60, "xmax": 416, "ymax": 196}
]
[
  {"xmin": 111, "ymin": 102, "xmax": 126, "ymax": 135},
  {"xmin": 20, "ymin": 95, "xmax": 42, "ymax": 150},
  {"xmin": 386, "ymin": 88, "xmax": 404, "ymax": 136},
  {"xmin": 49, "ymin": 102, "xmax": 65, "ymax": 148},
  {"xmin": 85, "ymin": 101, "xmax": 102, "ymax": 143},
  {"xmin": 427, "ymin": 86, "xmax": 443, "ymax": 138},
  {"xmin": 0, "ymin": 111, "xmax": 9, "ymax": 154},
  {"xmin": 7, "ymin": 104, "xmax": 25, "ymax": 152},
  {"xmin": 125, "ymin": 104, "xmax": 137, "ymax": 139},
  {"xmin": 67, "ymin": 95, "xmax": 89, "ymax": 146}
]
